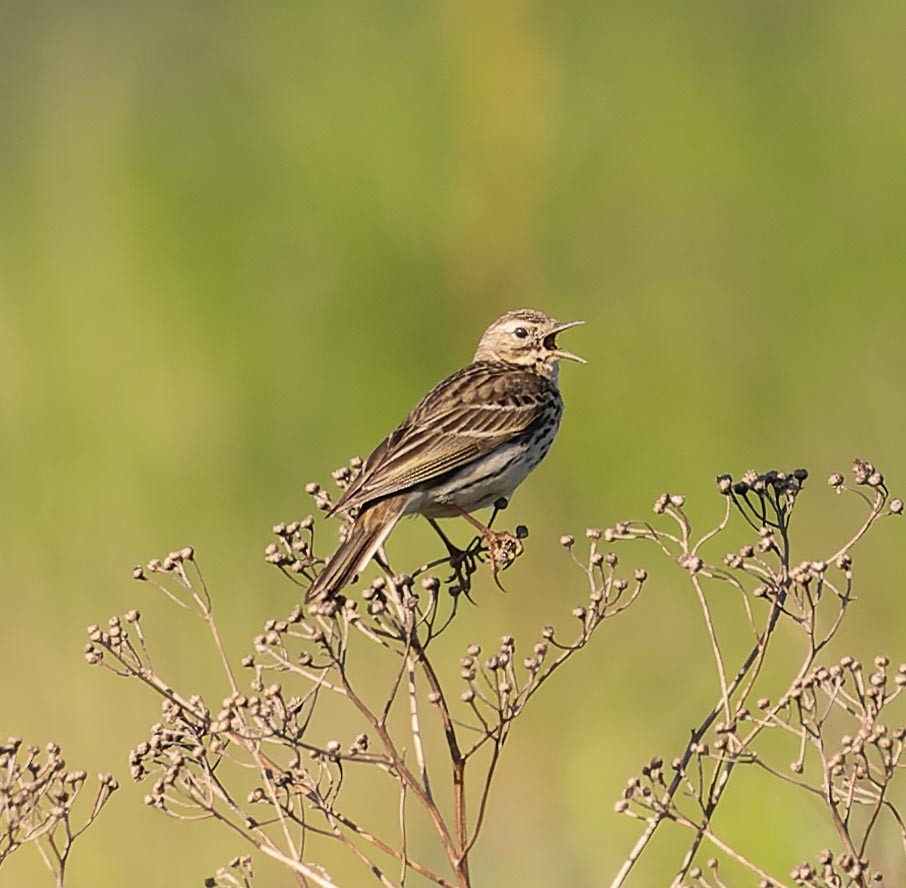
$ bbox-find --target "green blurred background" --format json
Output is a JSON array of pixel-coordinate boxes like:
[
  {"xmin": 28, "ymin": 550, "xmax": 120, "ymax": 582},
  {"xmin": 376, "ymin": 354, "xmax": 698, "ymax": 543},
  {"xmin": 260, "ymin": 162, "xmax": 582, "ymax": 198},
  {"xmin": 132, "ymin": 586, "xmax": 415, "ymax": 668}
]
[{"xmin": 2, "ymin": 1, "xmax": 905, "ymax": 885}]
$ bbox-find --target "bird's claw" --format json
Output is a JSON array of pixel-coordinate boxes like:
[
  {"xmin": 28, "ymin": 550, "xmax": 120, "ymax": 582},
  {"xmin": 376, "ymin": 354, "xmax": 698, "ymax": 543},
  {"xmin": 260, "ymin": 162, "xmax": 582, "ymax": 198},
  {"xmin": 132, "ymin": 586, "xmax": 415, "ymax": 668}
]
[
  {"xmin": 485, "ymin": 530, "xmax": 524, "ymax": 591},
  {"xmin": 443, "ymin": 539, "xmax": 482, "ymax": 601},
  {"xmin": 439, "ymin": 524, "xmax": 526, "ymax": 597}
]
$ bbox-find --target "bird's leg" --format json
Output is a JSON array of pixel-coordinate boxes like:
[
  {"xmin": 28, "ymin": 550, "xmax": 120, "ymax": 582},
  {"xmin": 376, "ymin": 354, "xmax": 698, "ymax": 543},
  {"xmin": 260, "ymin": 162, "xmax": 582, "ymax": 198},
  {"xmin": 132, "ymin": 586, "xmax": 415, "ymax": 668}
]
[
  {"xmin": 374, "ymin": 545, "xmax": 393, "ymax": 575},
  {"xmin": 425, "ymin": 516, "xmax": 461, "ymax": 558},
  {"xmin": 451, "ymin": 505, "xmax": 525, "ymax": 589},
  {"xmin": 425, "ymin": 517, "xmax": 480, "ymax": 598}
]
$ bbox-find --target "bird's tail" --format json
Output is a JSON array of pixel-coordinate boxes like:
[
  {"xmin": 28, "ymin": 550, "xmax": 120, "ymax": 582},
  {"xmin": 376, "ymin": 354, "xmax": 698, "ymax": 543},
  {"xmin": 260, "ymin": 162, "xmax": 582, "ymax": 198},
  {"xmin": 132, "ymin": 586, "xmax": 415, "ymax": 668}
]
[{"xmin": 306, "ymin": 495, "xmax": 408, "ymax": 602}]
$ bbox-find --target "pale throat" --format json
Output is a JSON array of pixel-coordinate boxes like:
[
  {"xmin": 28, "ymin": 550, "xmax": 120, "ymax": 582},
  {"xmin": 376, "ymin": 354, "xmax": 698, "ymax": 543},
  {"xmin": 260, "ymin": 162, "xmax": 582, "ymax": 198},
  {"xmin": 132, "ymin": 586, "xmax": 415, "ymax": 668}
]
[
  {"xmin": 473, "ymin": 347, "xmax": 560, "ymax": 382},
  {"xmin": 533, "ymin": 358, "xmax": 560, "ymax": 383}
]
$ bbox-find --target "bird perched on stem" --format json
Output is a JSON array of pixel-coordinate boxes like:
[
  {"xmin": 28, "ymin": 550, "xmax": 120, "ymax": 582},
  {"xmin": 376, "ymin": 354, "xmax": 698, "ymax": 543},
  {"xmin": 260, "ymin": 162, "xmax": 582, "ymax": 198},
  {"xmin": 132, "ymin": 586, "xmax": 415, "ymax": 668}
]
[{"xmin": 306, "ymin": 308, "xmax": 585, "ymax": 602}]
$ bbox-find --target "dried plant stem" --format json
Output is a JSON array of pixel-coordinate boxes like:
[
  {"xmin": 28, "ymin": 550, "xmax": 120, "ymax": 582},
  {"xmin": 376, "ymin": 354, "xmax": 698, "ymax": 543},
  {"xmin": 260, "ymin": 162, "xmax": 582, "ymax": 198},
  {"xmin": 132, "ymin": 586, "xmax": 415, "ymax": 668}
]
[
  {"xmin": 258, "ymin": 844, "xmax": 339, "ymax": 888},
  {"xmin": 408, "ymin": 636, "xmax": 470, "ymax": 881},
  {"xmin": 673, "ymin": 563, "xmax": 793, "ymax": 880},
  {"xmin": 610, "ymin": 589, "xmax": 789, "ymax": 888},
  {"xmin": 335, "ymin": 662, "xmax": 463, "ymax": 883},
  {"xmin": 671, "ymin": 814, "xmax": 790, "ymax": 887},
  {"xmin": 75, "ymin": 459, "xmax": 900, "ymax": 888},
  {"xmin": 690, "ymin": 573, "xmax": 731, "ymax": 723}
]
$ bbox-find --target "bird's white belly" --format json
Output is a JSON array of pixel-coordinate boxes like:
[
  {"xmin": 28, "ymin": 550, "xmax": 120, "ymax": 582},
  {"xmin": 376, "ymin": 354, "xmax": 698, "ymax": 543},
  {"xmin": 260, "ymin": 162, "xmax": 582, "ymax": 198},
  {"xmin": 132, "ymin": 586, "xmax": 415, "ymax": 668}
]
[{"xmin": 405, "ymin": 436, "xmax": 553, "ymax": 519}]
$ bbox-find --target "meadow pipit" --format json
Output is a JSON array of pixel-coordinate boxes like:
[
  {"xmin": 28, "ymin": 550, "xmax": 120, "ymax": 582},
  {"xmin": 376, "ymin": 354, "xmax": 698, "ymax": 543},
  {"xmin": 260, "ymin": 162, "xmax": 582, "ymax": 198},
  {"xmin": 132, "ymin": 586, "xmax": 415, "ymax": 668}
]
[{"xmin": 307, "ymin": 308, "xmax": 585, "ymax": 601}]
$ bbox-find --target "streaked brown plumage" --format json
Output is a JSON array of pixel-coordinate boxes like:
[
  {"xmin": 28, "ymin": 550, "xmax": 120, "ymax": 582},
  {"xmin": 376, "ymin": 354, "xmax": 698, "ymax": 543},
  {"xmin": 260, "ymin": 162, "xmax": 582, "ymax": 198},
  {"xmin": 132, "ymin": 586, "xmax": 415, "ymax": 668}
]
[{"xmin": 306, "ymin": 309, "xmax": 584, "ymax": 602}]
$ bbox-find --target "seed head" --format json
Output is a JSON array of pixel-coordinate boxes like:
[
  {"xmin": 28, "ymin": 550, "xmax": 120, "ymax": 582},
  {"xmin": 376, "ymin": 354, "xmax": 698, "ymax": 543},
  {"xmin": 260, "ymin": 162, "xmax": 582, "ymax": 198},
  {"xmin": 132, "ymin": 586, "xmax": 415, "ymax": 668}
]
[{"xmin": 851, "ymin": 459, "xmax": 873, "ymax": 485}]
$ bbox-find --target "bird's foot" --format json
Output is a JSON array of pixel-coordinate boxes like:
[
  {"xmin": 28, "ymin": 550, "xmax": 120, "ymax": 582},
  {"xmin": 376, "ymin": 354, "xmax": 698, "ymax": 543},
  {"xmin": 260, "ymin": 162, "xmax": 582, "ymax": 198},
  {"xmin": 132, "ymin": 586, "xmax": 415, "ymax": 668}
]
[
  {"xmin": 442, "ymin": 538, "xmax": 482, "ymax": 601},
  {"xmin": 484, "ymin": 525, "xmax": 528, "ymax": 590}
]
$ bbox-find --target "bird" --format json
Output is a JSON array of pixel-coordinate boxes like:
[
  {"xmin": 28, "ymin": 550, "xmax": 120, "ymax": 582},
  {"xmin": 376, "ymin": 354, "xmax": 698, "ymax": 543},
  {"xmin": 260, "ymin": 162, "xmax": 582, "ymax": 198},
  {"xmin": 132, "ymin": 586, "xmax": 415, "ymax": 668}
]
[{"xmin": 306, "ymin": 308, "xmax": 585, "ymax": 602}]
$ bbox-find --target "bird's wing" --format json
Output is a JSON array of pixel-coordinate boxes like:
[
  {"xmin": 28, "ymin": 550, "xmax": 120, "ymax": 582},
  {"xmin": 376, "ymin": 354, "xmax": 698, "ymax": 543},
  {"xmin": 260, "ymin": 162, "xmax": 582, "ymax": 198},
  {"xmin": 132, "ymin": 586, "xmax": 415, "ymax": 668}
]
[{"xmin": 333, "ymin": 363, "xmax": 552, "ymax": 513}]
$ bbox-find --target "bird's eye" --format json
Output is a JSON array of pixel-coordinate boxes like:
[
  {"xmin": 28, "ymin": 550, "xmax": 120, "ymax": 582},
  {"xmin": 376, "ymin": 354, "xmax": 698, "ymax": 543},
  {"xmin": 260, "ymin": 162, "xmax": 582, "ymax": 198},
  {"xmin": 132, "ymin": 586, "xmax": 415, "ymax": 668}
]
[{"xmin": 513, "ymin": 327, "xmax": 528, "ymax": 339}]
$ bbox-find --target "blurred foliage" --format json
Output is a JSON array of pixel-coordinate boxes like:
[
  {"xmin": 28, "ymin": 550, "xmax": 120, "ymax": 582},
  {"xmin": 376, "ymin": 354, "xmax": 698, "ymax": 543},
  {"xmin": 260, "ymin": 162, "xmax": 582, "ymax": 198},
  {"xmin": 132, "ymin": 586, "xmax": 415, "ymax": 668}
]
[{"xmin": 1, "ymin": 1, "xmax": 904, "ymax": 885}]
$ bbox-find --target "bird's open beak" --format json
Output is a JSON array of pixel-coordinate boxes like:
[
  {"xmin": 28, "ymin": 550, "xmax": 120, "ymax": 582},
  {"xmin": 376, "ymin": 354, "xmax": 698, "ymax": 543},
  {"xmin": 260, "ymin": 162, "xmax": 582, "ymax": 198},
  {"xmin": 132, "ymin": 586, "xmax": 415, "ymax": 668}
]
[{"xmin": 544, "ymin": 320, "xmax": 586, "ymax": 364}]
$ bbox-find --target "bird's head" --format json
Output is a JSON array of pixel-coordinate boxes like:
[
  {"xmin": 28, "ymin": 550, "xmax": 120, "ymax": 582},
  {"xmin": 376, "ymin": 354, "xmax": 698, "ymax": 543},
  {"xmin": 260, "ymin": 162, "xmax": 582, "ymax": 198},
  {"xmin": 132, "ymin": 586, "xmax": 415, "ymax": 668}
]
[{"xmin": 473, "ymin": 309, "xmax": 586, "ymax": 377}]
